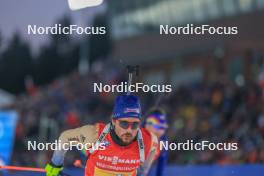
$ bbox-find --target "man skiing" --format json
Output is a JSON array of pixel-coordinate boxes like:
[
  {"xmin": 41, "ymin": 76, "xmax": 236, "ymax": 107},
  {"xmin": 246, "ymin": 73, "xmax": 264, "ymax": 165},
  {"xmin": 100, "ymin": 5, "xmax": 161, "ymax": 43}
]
[
  {"xmin": 144, "ymin": 108, "xmax": 168, "ymax": 176},
  {"xmin": 45, "ymin": 94, "xmax": 158, "ymax": 176}
]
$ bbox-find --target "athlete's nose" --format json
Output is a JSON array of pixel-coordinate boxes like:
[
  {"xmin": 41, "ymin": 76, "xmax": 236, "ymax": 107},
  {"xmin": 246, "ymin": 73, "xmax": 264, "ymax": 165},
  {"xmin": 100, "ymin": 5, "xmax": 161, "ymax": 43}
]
[{"xmin": 125, "ymin": 127, "xmax": 133, "ymax": 133}]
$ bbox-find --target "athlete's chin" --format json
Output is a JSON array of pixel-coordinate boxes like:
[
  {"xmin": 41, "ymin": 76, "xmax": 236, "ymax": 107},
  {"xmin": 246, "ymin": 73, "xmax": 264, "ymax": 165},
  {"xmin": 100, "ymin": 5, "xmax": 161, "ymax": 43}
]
[{"xmin": 121, "ymin": 137, "xmax": 133, "ymax": 144}]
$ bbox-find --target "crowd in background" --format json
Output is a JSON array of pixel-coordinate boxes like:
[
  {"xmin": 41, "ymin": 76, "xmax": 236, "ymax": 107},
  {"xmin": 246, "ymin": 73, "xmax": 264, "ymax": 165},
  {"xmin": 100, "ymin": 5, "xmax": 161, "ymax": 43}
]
[
  {"xmin": 8, "ymin": 62, "xmax": 264, "ymax": 167},
  {"xmin": 165, "ymin": 81, "xmax": 264, "ymax": 164}
]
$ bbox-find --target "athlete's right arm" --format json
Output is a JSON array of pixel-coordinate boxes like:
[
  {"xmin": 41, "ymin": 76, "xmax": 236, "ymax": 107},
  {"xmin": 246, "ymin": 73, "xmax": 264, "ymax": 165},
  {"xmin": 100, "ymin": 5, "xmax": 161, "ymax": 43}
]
[{"xmin": 45, "ymin": 124, "xmax": 99, "ymax": 176}]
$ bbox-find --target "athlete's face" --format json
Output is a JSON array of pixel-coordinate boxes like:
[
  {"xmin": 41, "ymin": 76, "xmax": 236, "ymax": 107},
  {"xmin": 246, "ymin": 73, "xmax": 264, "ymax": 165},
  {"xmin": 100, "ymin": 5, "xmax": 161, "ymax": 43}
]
[{"xmin": 112, "ymin": 118, "xmax": 140, "ymax": 145}]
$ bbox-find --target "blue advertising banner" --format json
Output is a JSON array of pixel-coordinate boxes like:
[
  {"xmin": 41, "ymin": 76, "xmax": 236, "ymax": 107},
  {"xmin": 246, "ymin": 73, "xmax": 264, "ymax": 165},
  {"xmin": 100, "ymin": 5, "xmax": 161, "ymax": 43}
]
[
  {"xmin": 0, "ymin": 111, "xmax": 18, "ymax": 166},
  {"xmin": 153, "ymin": 164, "xmax": 264, "ymax": 176},
  {"xmin": 6, "ymin": 164, "xmax": 264, "ymax": 176}
]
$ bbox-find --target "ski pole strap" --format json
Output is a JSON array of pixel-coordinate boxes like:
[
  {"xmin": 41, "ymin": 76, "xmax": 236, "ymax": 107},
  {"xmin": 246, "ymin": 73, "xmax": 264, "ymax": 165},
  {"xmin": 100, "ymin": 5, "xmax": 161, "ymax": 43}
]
[
  {"xmin": 137, "ymin": 129, "xmax": 145, "ymax": 164},
  {"xmin": 89, "ymin": 123, "xmax": 111, "ymax": 154}
]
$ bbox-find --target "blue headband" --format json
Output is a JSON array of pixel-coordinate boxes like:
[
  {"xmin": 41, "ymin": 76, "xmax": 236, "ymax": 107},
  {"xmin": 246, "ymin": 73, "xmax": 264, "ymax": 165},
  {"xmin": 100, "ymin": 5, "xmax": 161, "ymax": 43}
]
[{"xmin": 112, "ymin": 95, "xmax": 142, "ymax": 119}]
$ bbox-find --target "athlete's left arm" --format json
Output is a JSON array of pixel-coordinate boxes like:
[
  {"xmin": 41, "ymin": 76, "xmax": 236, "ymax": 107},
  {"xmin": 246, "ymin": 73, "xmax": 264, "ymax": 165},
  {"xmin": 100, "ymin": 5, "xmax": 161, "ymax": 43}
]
[{"xmin": 141, "ymin": 133, "xmax": 159, "ymax": 175}]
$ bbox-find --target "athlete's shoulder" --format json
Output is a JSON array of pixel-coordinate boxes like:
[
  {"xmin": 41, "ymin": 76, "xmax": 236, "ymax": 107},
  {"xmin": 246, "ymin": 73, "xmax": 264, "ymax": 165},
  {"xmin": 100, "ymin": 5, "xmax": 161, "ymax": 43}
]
[
  {"xmin": 94, "ymin": 122, "xmax": 106, "ymax": 133},
  {"xmin": 79, "ymin": 123, "xmax": 98, "ymax": 132},
  {"xmin": 96, "ymin": 122, "xmax": 106, "ymax": 127},
  {"xmin": 140, "ymin": 128, "xmax": 158, "ymax": 147},
  {"xmin": 140, "ymin": 127, "xmax": 157, "ymax": 140},
  {"xmin": 58, "ymin": 123, "xmax": 100, "ymax": 145},
  {"xmin": 140, "ymin": 127, "xmax": 151, "ymax": 138}
]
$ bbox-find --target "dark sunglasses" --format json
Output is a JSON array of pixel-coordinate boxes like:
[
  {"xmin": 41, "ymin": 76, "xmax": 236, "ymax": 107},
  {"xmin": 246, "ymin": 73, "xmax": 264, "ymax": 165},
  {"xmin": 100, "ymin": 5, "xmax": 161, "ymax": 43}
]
[{"xmin": 116, "ymin": 120, "xmax": 140, "ymax": 130}]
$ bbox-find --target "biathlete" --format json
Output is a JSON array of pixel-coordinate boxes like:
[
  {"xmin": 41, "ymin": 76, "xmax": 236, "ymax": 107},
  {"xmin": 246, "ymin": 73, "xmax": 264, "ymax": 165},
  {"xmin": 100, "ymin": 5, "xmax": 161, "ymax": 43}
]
[
  {"xmin": 45, "ymin": 94, "xmax": 159, "ymax": 176},
  {"xmin": 144, "ymin": 108, "xmax": 168, "ymax": 176}
]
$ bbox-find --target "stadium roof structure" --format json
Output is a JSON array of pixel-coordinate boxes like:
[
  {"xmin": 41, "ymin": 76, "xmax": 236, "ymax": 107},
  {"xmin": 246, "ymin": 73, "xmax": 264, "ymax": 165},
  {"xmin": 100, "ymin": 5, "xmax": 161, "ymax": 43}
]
[{"xmin": 108, "ymin": 0, "xmax": 264, "ymax": 40}]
